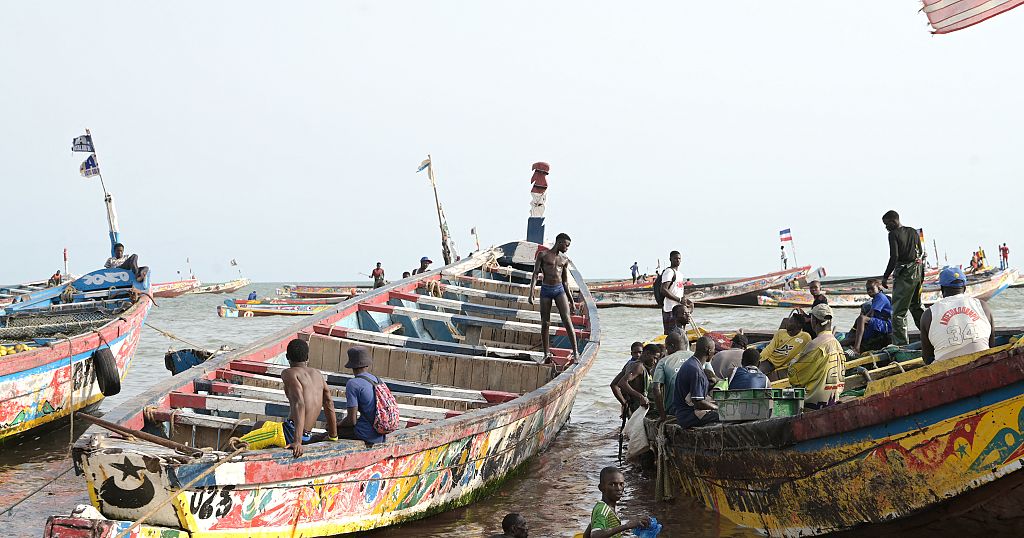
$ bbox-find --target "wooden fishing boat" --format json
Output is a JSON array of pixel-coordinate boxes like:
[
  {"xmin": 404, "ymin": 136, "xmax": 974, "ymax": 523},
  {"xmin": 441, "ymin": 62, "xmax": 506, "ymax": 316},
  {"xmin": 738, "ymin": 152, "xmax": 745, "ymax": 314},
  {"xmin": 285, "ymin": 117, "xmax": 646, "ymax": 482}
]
[
  {"xmin": 757, "ymin": 267, "xmax": 1016, "ymax": 308},
  {"xmin": 231, "ymin": 297, "xmax": 347, "ymax": 306},
  {"xmin": 217, "ymin": 302, "xmax": 333, "ymax": 318},
  {"xmin": 643, "ymin": 332, "xmax": 1024, "ymax": 536},
  {"xmin": 278, "ymin": 284, "xmax": 363, "ymax": 299},
  {"xmin": 588, "ymin": 275, "xmax": 656, "ymax": 292},
  {"xmin": 45, "ymin": 241, "xmax": 598, "ymax": 538},
  {"xmin": 0, "ymin": 267, "xmax": 151, "ymax": 441},
  {"xmin": 188, "ymin": 278, "xmax": 252, "ymax": 295},
  {"xmin": 595, "ymin": 266, "xmax": 811, "ymax": 308},
  {"xmin": 153, "ymin": 278, "xmax": 201, "ymax": 298}
]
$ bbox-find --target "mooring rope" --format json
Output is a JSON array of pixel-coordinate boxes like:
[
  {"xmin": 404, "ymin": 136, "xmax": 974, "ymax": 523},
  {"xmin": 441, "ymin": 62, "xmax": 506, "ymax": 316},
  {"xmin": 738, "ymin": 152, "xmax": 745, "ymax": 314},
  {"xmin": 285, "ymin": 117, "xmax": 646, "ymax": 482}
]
[{"xmin": 144, "ymin": 322, "xmax": 208, "ymax": 350}]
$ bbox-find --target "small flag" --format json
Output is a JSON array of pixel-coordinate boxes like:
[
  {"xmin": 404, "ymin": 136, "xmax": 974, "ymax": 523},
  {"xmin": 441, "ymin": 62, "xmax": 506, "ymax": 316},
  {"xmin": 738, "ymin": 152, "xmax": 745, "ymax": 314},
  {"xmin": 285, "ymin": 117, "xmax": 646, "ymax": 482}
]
[
  {"xmin": 230, "ymin": 259, "xmax": 238, "ymax": 266},
  {"xmin": 79, "ymin": 154, "xmax": 100, "ymax": 178},
  {"xmin": 470, "ymin": 227, "xmax": 477, "ymax": 235},
  {"xmin": 416, "ymin": 158, "xmax": 431, "ymax": 173},
  {"xmin": 779, "ymin": 228, "xmax": 793, "ymax": 242},
  {"xmin": 921, "ymin": 0, "xmax": 1024, "ymax": 34},
  {"xmin": 71, "ymin": 134, "xmax": 94, "ymax": 153}
]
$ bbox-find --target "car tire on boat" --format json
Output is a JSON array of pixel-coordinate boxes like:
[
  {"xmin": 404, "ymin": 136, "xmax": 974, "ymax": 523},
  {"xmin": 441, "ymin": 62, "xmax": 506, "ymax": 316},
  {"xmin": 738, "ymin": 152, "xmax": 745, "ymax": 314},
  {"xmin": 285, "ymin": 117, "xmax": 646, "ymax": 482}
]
[{"xmin": 93, "ymin": 348, "xmax": 121, "ymax": 397}]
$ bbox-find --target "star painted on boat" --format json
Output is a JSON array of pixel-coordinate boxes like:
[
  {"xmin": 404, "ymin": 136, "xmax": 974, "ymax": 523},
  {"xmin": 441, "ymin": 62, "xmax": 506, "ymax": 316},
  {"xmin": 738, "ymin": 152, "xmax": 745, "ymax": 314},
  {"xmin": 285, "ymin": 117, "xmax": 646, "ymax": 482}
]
[
  {"xmin": 957, "ymin": 443, "xmax": 969, "ymax": 458},
  {"xmin": 111, "ymin": 456, "xmax": 146, "ymax": 481}
]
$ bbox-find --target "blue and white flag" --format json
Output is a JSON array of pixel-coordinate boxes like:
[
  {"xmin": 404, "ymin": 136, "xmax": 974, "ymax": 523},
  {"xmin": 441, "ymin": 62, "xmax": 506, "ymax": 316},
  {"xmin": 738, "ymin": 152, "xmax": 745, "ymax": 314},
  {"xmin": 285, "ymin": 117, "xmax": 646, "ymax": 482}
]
[
  {"xmin": 71, "ymin": 134, "xmax": 94, "ymax": 153},
  {"xmin": 80, "ymin": 154, "xmax": 100, "ymax": 178},
  {"xmin": 416, "ymin": 158, "xmax": 431, "ymax": 173}
]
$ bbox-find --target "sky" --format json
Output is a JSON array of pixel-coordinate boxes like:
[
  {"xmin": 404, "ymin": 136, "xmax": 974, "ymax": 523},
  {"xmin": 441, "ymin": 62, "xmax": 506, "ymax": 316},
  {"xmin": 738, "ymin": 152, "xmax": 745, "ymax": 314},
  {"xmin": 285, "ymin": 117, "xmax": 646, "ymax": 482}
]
[{"xmin": 2, "ymin": 2, "xmax": 1023, "ymax": 283}]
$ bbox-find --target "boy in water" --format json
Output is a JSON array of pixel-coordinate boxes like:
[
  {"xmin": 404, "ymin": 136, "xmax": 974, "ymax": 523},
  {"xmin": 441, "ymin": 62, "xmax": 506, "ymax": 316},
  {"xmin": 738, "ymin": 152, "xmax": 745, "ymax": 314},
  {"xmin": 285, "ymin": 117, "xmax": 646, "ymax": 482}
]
[
  {"xmin": 528, "ymin": 233, "xmax": 581, "ymax": 363},
  {"xmin": 584, "ymin": 466, "xmax": 650, "ymax": 538}
]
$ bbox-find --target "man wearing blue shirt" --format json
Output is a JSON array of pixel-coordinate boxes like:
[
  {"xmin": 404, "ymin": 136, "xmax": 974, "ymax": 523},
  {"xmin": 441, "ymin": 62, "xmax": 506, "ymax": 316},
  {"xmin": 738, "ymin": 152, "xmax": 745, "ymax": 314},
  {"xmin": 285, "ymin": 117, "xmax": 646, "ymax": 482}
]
[
  {"xmin": 850, "ymin": 279, "xmax": 894, "ymax": 354},
  {"xmin": 673, "ymin": 336, "xmax": 719, "ymax": 428},
  {"xmin": 340, "ymin": 346, "xmax": 386, "ymax": 444},
  {"xmin": 727, "ymin": 349, "xmax": 771, "ymax": 390}
]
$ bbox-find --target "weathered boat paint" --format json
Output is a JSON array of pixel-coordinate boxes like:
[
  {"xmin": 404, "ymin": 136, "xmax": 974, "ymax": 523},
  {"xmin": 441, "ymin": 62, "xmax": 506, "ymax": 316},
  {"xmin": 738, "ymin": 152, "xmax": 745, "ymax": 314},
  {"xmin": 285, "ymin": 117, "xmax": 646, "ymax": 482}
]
[
  {"xmin": 152, "ymin": 279, "xmax": 201, "ymax": 298},
  {"xmin": 595, "ymin": 266, "xmax": 811, "ymax": 308},
  {"xmin": 647, "ymin": 339, "xmax": 1024, "ymax": 536},
  {"xmin": 48, "ymin": 242, "xmax": 599, "ymax": 537}
]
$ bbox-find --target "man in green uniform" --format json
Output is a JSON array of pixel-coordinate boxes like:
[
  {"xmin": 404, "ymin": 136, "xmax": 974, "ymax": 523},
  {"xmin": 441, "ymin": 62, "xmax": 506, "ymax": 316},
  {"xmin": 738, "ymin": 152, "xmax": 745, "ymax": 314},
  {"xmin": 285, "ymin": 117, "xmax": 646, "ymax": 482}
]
[{"xmin": 880, "ymin": 210, "xmax": 924, "ymax": 346}]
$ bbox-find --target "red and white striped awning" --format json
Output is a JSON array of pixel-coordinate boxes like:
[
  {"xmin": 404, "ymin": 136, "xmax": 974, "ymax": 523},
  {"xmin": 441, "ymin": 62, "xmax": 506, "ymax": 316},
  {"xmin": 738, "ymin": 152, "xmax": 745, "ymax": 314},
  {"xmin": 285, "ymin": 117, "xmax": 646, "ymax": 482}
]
[{"xmin": 922, "ymin": 0, "xmax": 1024, "ymax": 34}]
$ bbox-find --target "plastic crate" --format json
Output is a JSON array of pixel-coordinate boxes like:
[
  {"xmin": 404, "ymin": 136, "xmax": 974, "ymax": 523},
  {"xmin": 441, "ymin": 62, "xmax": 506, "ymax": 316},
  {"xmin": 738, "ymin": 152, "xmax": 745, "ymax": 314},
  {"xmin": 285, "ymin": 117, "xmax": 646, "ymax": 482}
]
[{"xmin": 714, "ymin": 387, "xmax": 805, "ymax": 422}]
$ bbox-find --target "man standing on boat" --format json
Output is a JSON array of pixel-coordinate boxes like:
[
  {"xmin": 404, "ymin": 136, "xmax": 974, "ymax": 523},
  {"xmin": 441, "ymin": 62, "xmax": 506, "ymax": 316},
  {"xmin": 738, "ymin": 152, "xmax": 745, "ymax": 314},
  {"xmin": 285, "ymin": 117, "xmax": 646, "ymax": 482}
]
[
  {"xmin": 412, "ymin": 256, "xmax": 432, "ymax": 275},
  {"xmin": 920, "ymin": 267, "xmax": 994, "ymax": 364},
  {"xmin": 788, "ymin": 304, "xmax": 845, "ymax": 409},
  {"xmin": 103, "ymin": 242, "xmax": 149, "ymax": 283},
  {"xmin": 630, "ymin": 261, "xmax": 639, "ymax": 284},
  {"xmin": 781, "ymin": 245, "xmax": 788, "ymax": 270},
  {"xmin": 528, "ymin": 233, "xmax": 580, "ymax": 363},
  {"xmin": 371, "ymin": 262, "xmax": 386, "ymax": 288},
  {"xmin": 659, "ymin": 251, "xmax": 687, "ymax": 335},
  {"xmin": 881, "ymin": 210, "xmax": 924, "ymax": 346},
  {"xmin": 1000, "ymin": 243, "xmax": 1010, "ymax": 270}
]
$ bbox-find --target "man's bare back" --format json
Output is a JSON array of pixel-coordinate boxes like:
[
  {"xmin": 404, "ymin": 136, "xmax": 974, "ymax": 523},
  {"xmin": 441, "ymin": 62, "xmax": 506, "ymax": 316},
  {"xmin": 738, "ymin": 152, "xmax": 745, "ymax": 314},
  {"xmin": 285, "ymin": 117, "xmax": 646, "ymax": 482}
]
[{"xmin": 282, "ymin": 363, "xmax": 334, "ymax": 457}]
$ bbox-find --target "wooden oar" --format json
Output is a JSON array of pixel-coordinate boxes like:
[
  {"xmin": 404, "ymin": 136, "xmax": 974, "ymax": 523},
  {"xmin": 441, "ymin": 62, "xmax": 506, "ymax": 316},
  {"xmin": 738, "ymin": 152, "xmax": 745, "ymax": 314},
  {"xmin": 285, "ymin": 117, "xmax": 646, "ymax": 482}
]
[{"xmin": 78, "ymin": 413, "xmax": 204, "ymax": 457}]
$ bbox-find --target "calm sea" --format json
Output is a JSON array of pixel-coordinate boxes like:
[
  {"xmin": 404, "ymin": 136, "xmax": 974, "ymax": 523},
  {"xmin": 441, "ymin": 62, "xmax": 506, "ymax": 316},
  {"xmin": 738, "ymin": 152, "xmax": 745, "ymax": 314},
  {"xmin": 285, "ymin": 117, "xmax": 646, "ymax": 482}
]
[{"xmin": 2, "ymin": 283, "xmax": 1022, "ymax": 537}]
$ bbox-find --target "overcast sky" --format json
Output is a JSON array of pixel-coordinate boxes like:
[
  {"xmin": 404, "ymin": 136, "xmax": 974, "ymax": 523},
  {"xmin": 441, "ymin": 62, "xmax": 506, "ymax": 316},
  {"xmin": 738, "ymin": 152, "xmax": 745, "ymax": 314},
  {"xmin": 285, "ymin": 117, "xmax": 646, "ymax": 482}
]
[{"xmin": 3, "ymin": 2, "xmax": 1022, "ymax": 283}]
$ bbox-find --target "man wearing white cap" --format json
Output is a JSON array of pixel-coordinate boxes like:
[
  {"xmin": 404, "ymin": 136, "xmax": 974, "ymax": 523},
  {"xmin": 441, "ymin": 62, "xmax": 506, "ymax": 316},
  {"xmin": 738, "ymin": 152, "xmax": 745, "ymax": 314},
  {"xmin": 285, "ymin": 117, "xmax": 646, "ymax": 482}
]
[
  {"xmin": 921, "ymin": 267, "xmax": 994, "ymax": 364},
  {"xmin": 788, "ymin": 304, "xmax": 846, "ymax": 409}
]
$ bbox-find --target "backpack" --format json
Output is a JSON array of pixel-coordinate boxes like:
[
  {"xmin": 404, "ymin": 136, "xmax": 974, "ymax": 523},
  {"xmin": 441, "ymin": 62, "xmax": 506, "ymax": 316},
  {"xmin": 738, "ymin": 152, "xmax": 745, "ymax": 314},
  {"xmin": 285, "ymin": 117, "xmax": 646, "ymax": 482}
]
[
  {"xmin": 357, "ymin": 374, "xmax": 401, "ymax": 434},
  {"xmin": 653, "ymin": 269, "xmax": 677, "ymax": 307}
]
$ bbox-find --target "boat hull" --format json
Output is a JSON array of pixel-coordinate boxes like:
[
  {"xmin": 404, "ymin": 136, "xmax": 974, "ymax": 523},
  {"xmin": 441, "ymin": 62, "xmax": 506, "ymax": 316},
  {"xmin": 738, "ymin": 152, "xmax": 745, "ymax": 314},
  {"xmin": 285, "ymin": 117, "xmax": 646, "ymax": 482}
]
[
  {"xmin": 0, "ymin": 296, "xmax": 151, "ymax": 441},
  {"xmin": 646, "ymin": 341, "xmax": 1024, "ymax": 536},
  {"xmin": 188, "ymin": 278, "xmax": 252, "ymax": 295},
  {"xmin": 153, "ymin": 279, "xmax": 201, "ymax": 298},
  {"xmin": 53, "ymin": 242, "xmax": 599, "ymax": 537},
  {"xmin": 596, "ymin": 266, "xmax": 811, "ymax": 308}
]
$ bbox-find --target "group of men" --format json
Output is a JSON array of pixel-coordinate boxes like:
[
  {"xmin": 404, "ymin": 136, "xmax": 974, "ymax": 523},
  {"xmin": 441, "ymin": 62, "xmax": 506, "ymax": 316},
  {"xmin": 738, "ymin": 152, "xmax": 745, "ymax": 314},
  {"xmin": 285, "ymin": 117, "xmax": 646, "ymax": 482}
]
[
  {"xmin": 367, "ymin": 256, "xmax": 435, "ymax": 288},
  {"xmin": 238, "ymin": 339, "xmax": 391, "ymax": 457}
]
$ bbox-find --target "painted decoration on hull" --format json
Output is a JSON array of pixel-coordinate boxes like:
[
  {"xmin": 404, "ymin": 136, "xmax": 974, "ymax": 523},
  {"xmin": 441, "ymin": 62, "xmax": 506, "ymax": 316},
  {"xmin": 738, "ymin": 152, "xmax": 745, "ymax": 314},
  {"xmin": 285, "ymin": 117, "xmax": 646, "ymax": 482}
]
[{"xmin": 85, "ymin": 387, "xmax": 578, "ymax": 536}]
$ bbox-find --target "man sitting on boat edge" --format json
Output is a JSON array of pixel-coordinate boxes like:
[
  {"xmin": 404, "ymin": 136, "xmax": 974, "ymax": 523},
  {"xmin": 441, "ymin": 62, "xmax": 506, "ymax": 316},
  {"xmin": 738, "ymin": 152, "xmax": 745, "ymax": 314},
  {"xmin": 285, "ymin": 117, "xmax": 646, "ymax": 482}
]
[
  {"xmin": 673, "ymin": 336, "xmax": 720, "ymax": 428},
  {"xmin": 842, "ymin": 279, "xmax": 893, "ymax": 354},
  {"xmin": 787, "ymin": 304, "xmax": 846, "ymax": 409},
  {"xmin": 103, "ymin": 242, "xmax": 149, "ymax": 283},
  {"xmin": 921, "ymin": 266, "xmax": 994, "ymax": 364},
  {"xmin": 236, "ymin": 339, "xmax": 338, "ymax": 457},
  {"xmin": 340, "ymin": 346, "xmax": 392, "ymax": 445}
]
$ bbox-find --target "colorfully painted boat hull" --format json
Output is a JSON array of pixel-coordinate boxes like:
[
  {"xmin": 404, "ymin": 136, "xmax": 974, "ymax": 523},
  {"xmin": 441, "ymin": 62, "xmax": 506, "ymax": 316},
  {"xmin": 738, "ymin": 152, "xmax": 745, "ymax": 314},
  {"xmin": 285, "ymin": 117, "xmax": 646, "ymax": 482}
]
[
  {"xmin": 0, "ymin": 273, "xmax": 151, "ymax": 441},
  {"xmin": 187, "ymin": 278, "xmax": 252, "ymax": 295},
  {"xmin": 278, "ymin": 285, "xmax": 362, "ymax": 299},
  {"xmin": 47, "ymin": 241, "xmax": 599, "ymax": 537},
  {"xmin": 595, "ymin": 266, "xmax": 811, "ymax": 308},
  {"xmin": 153, "ymin": 279, "xmax": 202, "ymax": 298},
  {"xmin": 217, "ymin": 303, "xmax": 332, "ymax": 317},
  {"xmin": 757, "ymin": 268, "xmax": 1017, "ymax": 308},
  {"xmin": 645, "ymin": 339, "xmax": 1024, "ymax": 536}
]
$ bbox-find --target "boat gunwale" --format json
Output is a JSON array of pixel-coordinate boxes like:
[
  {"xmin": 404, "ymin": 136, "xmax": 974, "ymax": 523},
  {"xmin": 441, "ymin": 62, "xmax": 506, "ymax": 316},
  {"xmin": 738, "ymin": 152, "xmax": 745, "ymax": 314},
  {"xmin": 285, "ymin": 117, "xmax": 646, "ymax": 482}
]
[{"xmin": 73, "ymin": 242, "xmax": 601, "ymax": 474}]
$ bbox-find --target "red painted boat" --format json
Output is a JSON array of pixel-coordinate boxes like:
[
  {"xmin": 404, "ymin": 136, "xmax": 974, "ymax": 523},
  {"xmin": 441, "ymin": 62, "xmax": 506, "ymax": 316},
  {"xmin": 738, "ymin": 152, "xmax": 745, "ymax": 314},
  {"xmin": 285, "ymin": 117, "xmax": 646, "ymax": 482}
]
[
  {"xmin": 595, "ymin": 266, "xmax": 812, "ymax": 308},
  {"xmin": 152, "ymin": 278, "xmax": 201, "ymax": 298},
  {"xmin": 587, "ymin": 274, "xmax": 657, "ymax": 292}
]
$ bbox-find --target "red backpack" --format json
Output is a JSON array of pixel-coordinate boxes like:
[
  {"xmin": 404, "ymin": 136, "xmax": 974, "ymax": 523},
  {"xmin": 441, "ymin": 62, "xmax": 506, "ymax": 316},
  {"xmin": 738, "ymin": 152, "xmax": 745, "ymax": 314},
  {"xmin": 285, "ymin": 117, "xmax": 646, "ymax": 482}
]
[{"xmin": 357, "ymin": 374, "xmax": 401, "ymax": 434}]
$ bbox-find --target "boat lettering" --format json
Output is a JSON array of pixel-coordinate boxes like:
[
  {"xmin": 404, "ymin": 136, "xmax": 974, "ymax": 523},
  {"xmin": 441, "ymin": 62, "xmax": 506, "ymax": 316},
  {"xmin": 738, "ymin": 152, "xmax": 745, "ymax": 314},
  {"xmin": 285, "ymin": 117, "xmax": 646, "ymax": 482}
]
[
  {"xmin": 81, "ymin": 271, "xmax": 131, "ymax": 286},
  {"xmin": 190, "ymin": 485, "xmax": 234, "ymax": 519}
]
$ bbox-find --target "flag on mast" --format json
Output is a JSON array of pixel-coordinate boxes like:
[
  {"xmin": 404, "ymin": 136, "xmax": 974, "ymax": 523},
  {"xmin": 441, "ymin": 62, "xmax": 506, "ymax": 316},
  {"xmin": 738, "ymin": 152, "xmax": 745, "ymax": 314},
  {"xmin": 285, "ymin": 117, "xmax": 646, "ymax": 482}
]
[
  {"xmin": 80, "ymin": 154, "xmax": 100, "ymax": 178},
  {"xmin": 416, "ymin": 158, "xmax": 431, "ymax": 173},
  {"xmin": 230, "ymin": 259, "xmax": 238, "ymax": 266},
  {"xmin": 921, "ymin": 0, "xmax": 1024, "ymax": 34},
  {"xmin": 779, "ymin": 228, "xmax": 793, "ymax": 242},
  {"xmin": 71, "ymin": 134, "xmax": 94, "ymax": 153}
]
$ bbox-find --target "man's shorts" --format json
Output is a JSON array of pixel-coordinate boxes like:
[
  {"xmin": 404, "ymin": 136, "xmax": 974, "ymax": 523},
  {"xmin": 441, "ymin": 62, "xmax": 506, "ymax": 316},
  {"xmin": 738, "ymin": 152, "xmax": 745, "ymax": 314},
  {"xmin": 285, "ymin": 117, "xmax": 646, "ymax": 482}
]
[
  {"xmin": 540, "ymin": 283, "xmax": 565, "ymax": 300},
  {"xmin": 238, "ymin": 420, "xmax": 311, "ymax": 449}
]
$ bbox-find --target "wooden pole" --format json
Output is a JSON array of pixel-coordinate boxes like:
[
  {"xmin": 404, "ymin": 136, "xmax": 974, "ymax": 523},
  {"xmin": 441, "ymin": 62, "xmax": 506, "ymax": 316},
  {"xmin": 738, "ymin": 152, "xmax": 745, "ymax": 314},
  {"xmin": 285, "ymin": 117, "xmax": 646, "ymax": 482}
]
[
  {"xmin": 427, "ymin": 155, "xmax": 454, "ymax": 265},
  {"xmin": 789, "ymin": 236, "xmax": 799, "ymax": 268},
  {"xmin": 77, "ymin": 412, "xmax": 204, "ymax": 456}
]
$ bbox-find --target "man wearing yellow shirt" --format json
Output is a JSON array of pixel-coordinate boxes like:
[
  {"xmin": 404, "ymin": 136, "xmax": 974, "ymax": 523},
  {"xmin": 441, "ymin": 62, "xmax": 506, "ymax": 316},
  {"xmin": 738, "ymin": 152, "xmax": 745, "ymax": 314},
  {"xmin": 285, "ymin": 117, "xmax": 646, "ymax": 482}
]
[
  {"xmin": 788, "ymin": 304, "xmax": 846, "ymax": 409},
  {"xmin": 759, "ymin": 314, "xmax": 811, "ymax": 374}
]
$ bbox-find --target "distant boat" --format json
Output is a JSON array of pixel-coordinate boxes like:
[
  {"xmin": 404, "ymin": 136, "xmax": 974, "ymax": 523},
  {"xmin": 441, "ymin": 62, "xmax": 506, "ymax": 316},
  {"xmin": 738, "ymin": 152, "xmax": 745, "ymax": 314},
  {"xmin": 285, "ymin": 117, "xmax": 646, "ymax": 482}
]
[
  {"xmin": 231, "ymin": 296, "xmax": 347, "ymax": 306},
  {"xmin": 758, "ymin": 268, "xmax": 1016, "ymax": 307},
  {"xmin": 278, "ymin": 284, "xmax": 365, "ymax": 299},
  {"xmin": 152, "ymin": 278, "xmax": 201, "ymax": 298},
  {"xmin": 587, "ymin": 274, "xmax": 656, "ymax": 292},
  {"xmin": 187, "ymin": 277, "xmax": 252, "ymax": 295},
  {"xmin": 217, "ymin": 302, "xmax": 333, "ymax": 317},
  {"xmin": 595, "ymin": 266, "xmax": 811, "ymax": 308}
]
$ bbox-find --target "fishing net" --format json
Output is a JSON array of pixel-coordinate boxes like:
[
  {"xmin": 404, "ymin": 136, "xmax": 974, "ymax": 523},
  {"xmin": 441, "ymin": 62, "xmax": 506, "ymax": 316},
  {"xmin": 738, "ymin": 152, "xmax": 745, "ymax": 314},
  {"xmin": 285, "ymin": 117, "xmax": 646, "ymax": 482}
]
[{"xmin": 0, "ymin": 309, "xmax": 120, "ymax": 343}]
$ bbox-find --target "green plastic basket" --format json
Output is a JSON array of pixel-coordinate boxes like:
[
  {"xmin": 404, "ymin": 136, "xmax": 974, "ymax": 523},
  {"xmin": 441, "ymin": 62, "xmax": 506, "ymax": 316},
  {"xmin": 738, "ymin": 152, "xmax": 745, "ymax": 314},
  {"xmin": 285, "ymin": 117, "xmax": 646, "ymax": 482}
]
[{"xmin": 714, "ymin": 387, "xmax": 806, "ymax": 422}]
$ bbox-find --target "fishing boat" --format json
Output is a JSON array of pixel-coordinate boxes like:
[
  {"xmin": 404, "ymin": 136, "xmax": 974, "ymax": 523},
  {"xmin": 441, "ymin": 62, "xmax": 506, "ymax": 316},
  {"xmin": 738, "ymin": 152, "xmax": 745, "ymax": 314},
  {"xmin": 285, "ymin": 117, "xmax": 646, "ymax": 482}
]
[
  {"xmin": 0, "ymin": 130, "xmax": 151, "ymax": 441},
  {"xmin": 277, "ymin": 284, "xmax": 363, "ymax": 299},
  {"xmin": 643, "ymin": 330, "xmax": 1024, "ymax": 536},
  {"xmin": 757, "ymin": 267, "xmax": 1016, "ymax": 307},
  {"xmin": 217, "ymin": 302, "xmax": 333, "ymax": 318},
  {"xmin": 188, "ymin": 278, "xmax": 252, "ymax": 295},
  {"xmin": 595, "ymin": 266, "xmax": 812, "ymax": 308},
  {"xmin": 152, "ymin": 278, "xmax": 201, "ymax": 298},
  {"xmin": 588, "ymin": 275, "xmax": 656, "ymax": 293},
  {"xmin": 44, "ymin": 240, "xmax": 598, "ymax": 537},
  {"xmin": 231, "ymin": 297, "xmax": 347, "ymax": 306}
]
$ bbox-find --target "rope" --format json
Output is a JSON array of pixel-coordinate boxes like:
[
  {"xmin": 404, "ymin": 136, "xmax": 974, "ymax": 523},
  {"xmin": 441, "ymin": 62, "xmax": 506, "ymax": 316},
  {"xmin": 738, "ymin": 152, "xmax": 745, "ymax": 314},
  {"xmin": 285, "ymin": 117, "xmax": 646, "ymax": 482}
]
[
  {"xmin": 113, "ymin": 446, "xmax": 248, "ymax": 538},
  {"xmin": 144, "ymin": 322, "xmax": 208, "ymax": 350}
]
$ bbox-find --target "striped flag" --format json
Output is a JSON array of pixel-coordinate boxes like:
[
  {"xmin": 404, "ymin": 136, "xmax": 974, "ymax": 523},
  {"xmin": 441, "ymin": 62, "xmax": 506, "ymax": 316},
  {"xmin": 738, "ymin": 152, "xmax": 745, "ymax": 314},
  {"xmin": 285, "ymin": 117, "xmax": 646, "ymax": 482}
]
[
  {"xmin": 922, "ymin": 0, "xmax": 1024, "ymax": 34},
  {"xmin": 779, "ymin": 228, "xmax": 793, "ymax": 242}
]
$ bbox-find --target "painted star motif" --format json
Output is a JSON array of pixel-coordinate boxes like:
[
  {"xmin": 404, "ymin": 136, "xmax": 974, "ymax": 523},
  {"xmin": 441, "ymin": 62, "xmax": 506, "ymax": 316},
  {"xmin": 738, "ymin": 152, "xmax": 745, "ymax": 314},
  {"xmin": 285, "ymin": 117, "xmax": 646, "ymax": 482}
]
[
  {"xmin": 957, "ymin": 443, "xmax": 969, "ymax": 458},
  {"xmin": 110, "ymin": 456, "xmax": 146, "ymax": 481}
]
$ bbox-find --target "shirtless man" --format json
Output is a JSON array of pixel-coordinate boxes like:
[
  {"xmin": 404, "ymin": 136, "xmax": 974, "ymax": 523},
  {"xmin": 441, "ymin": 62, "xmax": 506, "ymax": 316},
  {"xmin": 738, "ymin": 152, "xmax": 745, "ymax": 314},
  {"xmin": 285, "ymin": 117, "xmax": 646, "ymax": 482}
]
[
  {"xmin": 528, "ymin": 233, "xmax": 580, "ymax": 363},
  {"xmin": 239, "ymin": 339, "xmax": 338, "ymax": 457}
]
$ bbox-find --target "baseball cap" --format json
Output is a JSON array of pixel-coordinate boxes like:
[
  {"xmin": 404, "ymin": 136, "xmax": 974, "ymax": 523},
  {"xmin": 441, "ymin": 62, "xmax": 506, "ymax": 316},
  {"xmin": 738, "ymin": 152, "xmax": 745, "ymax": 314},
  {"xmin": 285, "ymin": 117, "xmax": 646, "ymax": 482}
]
[
  {"xmin": 420, "ymin": 256, "xmax": 433, "ymax": 263},
  {"xmin": 939, "ymin": 266, "xmax": 967, "ymax": 287},
  {"xmin": 810, "ymin": 303, "xmax": 833, "ymax": 322}
]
